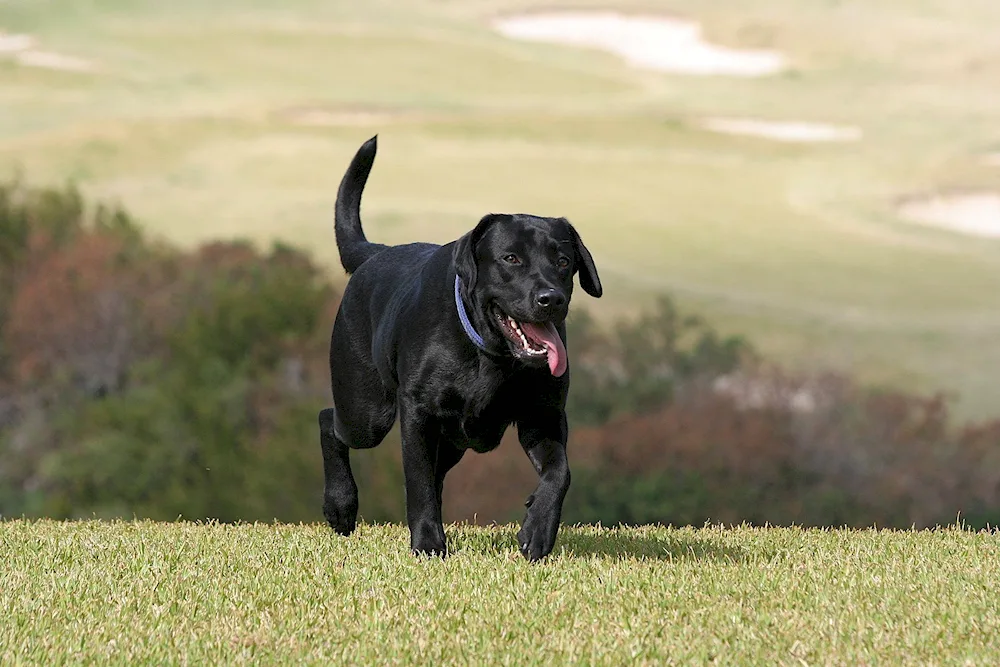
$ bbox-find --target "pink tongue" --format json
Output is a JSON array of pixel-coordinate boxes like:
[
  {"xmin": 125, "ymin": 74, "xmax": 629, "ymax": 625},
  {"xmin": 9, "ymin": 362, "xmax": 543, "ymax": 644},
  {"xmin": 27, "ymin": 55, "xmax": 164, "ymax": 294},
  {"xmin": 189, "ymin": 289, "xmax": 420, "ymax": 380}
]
[{"xmin": 520, "ymin": 322, "xmax": 568, "ymax": 377}]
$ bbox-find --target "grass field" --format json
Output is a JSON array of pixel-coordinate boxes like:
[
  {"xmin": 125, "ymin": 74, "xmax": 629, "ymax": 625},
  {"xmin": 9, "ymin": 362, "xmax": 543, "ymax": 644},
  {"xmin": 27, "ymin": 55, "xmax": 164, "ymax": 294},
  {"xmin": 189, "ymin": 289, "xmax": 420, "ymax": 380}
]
[
  {"xmin": 1, "ymin": 521, "xmax": 998, "ymax": 664},
  {"xmin": 2, "ymin": 0, "xmax": 1000, "ymax": 416}
]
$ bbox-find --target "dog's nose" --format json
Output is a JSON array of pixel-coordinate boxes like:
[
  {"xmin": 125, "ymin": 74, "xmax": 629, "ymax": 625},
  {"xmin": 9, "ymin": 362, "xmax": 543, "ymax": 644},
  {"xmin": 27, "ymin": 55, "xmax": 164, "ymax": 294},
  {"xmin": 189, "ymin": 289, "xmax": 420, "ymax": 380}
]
[{"xmin": 535, "ymin": 288, "xmax": 566, "ymax": 310}]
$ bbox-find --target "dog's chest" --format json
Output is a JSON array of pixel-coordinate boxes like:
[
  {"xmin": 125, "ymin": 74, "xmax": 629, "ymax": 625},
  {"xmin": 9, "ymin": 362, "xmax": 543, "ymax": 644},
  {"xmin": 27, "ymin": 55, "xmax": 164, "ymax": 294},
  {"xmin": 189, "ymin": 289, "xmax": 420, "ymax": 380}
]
[{"xmin": 438, "ymin": 374, "xmax": 523, "ymax": 453}]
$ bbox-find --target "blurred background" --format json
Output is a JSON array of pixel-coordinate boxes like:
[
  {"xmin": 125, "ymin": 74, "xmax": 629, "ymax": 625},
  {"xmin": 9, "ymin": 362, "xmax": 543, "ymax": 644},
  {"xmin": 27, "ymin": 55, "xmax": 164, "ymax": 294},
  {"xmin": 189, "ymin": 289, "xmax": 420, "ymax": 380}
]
[{"xmin": 1, "ymin": 0, "xmax": 999, "ymax": 528}]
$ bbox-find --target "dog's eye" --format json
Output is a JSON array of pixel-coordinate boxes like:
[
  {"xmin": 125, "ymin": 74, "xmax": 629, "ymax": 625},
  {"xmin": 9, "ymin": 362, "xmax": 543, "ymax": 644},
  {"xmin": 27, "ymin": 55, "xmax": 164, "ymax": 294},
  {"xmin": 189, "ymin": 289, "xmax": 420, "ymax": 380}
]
[
  {"xmin": 502, "ymin": 254, "xmax": 521, "ymax": 265},
  {"xmin": 557, "ymin": 257, "xmax": 570, "ymax": 269}
]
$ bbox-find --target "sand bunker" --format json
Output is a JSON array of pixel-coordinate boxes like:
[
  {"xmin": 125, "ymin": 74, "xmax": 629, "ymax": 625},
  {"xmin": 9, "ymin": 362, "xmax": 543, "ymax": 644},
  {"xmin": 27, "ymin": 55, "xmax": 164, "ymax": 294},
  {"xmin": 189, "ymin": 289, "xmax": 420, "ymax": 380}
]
[
  {"xmin": 0, "ymin": 32, "xmax": 34, "ymax": 53},
  {"xmin": 984, "ymin": 153, "xmax": 1000, "ymax": 167},
  {"xmin": 700, "ymin": 117, "xmax": 861, "ymax": 143},
  {"xmin": 898, "ymin": 193, "xmax": 1000, "ymax": 238},
  {"xmin": 493, "ymin": 12, "xmax": 786, "ymax": 77},
  {"xmin": 0, "ymin": 30, "xmax": 94, "ymax": 72},
  {"xmin": 16, "ymin": 50, "xmax": 93, "ymax": 72}
]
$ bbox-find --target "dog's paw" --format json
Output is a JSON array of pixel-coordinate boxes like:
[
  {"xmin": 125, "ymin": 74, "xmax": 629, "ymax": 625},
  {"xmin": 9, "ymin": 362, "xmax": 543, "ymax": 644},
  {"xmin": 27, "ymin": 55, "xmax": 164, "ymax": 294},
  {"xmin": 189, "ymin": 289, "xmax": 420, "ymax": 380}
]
[
  {"xmin": 323, "ymin": 493, "xmax": 358, "ymax": 536},
  {"xmin": 517, "ymin": 507, "xmax": 560, "ymax": 562},
  {"xmin": 410, "ymin": 523, "xmax": 448, "ymax": 558}
]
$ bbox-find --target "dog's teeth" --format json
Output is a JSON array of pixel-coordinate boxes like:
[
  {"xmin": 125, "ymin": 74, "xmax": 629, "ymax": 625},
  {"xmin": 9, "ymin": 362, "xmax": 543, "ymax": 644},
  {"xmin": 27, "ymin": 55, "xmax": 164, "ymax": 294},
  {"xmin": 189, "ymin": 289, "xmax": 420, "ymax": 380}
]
[
  {"xmin": 504, "ymin": 314, "xmax": 546, "ymax": 354},
  {"xmin": 508, "ymin": 317, "xmax": 524, "ymax": 336}
]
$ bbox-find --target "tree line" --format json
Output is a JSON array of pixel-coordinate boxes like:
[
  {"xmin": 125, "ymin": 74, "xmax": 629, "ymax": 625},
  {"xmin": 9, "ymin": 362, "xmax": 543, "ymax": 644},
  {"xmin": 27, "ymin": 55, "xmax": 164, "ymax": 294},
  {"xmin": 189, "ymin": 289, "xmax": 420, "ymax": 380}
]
[{"xmin": 1, "ymin": 180, "xmax": 997, "ymax": 528}]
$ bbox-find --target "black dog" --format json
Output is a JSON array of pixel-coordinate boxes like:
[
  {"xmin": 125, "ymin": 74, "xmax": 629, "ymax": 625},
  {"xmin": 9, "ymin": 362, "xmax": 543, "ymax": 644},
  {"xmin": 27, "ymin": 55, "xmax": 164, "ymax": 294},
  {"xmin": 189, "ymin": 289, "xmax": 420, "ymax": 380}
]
[{"xmin": 319, "ymin": 136, "xmax": 601, "ymax": 561}]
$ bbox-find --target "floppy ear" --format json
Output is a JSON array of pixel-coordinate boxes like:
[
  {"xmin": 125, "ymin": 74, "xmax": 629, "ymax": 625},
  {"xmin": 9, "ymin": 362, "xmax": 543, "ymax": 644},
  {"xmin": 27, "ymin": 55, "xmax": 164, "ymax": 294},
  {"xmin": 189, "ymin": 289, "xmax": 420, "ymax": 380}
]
[
  {"xmin": 453, "ymin": 213, "xmax": 506, "ymax": 291},
  {"xmin": 566, "ymin": 220, "xmax": 602, "ymax": 298}
]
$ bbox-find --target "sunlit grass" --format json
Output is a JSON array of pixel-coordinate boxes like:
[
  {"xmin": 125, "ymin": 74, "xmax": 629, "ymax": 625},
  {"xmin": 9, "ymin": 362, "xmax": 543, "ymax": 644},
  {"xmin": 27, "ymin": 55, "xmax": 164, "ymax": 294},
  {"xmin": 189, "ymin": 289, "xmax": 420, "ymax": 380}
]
[{"xmin": 1, "ymin": 520, "xmax": 997, "ymax": 663}]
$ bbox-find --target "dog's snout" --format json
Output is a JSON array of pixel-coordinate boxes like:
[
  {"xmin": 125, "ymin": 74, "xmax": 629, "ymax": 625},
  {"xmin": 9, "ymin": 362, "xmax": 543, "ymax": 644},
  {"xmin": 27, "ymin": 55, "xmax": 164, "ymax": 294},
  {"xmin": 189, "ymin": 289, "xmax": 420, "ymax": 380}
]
[{"xmin": 535, "ymin": 288, "xmax": 566, "ymax": 310}]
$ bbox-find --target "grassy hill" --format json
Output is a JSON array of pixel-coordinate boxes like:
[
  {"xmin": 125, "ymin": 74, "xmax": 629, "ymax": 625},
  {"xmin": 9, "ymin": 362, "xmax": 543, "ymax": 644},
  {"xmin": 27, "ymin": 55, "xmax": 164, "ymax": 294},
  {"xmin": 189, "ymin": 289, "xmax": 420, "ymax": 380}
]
[
  {"xmin": 2, "ymin": 0, "xmax": 1000, "ymax": 416},
  {"xmin": 1, "ymin": 520, "xmax": 998, "ymax": 663}
]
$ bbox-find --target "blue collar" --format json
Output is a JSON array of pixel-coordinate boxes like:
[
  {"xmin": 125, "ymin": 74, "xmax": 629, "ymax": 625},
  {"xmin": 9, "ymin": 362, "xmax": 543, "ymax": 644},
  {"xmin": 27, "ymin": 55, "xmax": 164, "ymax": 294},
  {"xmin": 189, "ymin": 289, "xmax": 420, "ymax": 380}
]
[{"xmin": 454, "ymin": 276, "xmax": 487, "ymax": 351}]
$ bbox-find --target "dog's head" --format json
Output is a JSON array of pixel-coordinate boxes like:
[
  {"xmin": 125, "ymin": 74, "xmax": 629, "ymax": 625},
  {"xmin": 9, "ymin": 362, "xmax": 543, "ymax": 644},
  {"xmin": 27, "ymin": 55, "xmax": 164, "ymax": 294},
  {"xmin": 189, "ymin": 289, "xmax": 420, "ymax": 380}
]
[{"xmin": 453, "ymin": 213, "xmax": 602, "ymax": 376}]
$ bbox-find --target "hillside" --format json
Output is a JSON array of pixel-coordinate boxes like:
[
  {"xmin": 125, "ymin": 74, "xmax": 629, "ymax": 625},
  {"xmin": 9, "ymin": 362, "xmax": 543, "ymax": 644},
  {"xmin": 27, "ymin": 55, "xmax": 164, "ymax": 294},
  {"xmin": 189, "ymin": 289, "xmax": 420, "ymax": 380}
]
[{"xmin": 2, "ymin": 0, "xmax": 1000, "ymax": 416}]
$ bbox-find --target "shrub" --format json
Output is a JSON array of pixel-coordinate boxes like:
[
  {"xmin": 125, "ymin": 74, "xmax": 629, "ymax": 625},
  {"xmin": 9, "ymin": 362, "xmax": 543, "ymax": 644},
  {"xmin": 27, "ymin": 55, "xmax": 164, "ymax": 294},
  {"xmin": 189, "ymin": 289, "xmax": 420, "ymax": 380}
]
[
  {"xmin": 565, "ymin": 298, "xmax": 752, "ymax": 424},
  {"xmin": 447, "ymin": 367, "xmax": 1000, "ymax": 530},
  {"xmin": 0, "ymin": 181, "xmax": 359, "ymax": 521},
  {"xmin": 3, "ymin": 180, "xmax": 999, "ymax": 530}
]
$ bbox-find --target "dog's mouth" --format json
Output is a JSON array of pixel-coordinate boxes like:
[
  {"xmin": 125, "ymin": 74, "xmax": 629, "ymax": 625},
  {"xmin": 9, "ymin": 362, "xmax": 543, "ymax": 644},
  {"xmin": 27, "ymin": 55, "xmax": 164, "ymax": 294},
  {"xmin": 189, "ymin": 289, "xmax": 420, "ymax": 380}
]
[{"xmin": 492, "ymin": 307, "xmax": 567, "ymax": 377}]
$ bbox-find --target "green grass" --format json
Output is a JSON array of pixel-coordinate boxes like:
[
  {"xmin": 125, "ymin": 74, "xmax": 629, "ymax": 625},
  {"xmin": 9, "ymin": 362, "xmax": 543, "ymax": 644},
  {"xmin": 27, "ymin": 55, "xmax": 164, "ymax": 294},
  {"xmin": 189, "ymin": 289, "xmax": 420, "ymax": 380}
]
[
  {"xmin": 2, "ymin": 0, "xmax": 1000, "ymax": 416},
  {"xmin": 1, "ymin": 521, "xmax": 998, "ymax": 664}
]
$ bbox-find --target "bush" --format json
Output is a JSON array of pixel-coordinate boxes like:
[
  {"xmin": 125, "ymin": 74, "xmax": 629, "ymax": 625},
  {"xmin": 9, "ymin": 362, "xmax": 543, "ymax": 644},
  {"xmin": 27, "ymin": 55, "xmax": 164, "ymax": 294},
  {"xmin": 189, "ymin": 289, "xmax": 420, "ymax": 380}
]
[
  {"xmin": 0, "ymin": 180, "xmax": 406, "ymax": 523},
  {"xmin": 448, "ymin": 367, "xmax": 1000, "ymax": 530},
  {"xmin": 565, "ymin": 299, "xmax": 752, "ymax": 424},
  {"xmin": 3, "ymin": 180, "xmax": 999, "ymax": 530}
]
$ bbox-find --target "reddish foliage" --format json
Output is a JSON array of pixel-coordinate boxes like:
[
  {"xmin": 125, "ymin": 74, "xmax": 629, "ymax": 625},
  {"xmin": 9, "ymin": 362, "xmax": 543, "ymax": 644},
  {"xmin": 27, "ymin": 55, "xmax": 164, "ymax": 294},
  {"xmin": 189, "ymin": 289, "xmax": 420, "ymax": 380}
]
[
  {"xmin": 445, "ymin": 367, "xmax": 1000, "ymax": 528},
  {"xmin": 4, "ymin": 232, "xmax": 146, "ymax": 392},
  {"xmin": 2, "ymin": 181, "xmax": 997, "ymax": 528}
]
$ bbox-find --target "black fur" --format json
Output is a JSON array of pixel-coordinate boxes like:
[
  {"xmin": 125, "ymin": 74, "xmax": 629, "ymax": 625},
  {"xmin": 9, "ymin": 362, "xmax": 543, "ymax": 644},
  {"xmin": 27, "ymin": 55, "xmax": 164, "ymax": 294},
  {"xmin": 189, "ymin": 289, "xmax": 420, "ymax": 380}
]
[{"xmin": 320, "ymin": 136, "xmax": 602, "ymax": 561}]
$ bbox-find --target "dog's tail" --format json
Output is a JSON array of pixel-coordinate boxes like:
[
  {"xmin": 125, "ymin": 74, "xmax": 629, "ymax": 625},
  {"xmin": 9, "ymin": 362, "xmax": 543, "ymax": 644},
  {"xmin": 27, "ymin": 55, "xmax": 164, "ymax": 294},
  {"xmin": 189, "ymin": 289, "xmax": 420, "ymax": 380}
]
[{"xmin": 335, "ymin": 135, "xmax": 389, "ymax": 274}]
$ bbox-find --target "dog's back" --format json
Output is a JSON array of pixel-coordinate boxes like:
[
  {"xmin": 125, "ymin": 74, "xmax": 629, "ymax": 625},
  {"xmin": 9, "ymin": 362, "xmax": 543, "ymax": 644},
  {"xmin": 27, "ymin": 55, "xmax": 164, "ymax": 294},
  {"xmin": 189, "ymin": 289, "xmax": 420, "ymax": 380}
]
[
  {"xmin": 332, "ymin": 135, "xmax": 455, "ymax": 384},
  {"xmin": 327, "ymin": 137, "xmax": 450, "ymax": 450}
]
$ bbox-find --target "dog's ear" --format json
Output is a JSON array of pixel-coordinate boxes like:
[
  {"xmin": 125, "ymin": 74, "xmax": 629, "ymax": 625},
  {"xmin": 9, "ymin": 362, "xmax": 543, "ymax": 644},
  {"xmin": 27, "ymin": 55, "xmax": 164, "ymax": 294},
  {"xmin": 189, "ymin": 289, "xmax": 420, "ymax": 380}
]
[
  {"xmin": 454, "ymin": 213, "xmax": 506, "ymax": 291},
  {"xmin": 565, "ymin": 220, "xmax": 602, "ymax": 298}
]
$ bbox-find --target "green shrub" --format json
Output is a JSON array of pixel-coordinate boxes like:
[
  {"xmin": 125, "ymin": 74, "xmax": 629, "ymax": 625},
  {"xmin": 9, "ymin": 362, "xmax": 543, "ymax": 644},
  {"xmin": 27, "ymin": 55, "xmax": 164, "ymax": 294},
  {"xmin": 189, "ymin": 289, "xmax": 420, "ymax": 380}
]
[
  {"xmin": 2, "ymin": 181, "xmax": 999, "ymax": 531},
  {"xmin": 565, "ymin": 298, "xmax": 752, "ymax": 425}
]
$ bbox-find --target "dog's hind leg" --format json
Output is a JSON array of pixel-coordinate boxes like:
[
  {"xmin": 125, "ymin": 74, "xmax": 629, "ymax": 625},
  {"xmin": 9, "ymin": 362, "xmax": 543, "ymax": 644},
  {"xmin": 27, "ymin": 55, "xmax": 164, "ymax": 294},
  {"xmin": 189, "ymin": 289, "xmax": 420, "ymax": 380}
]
[
  {"xmin": 319, "ymin": 407, "xmax": 359, "ymax": 535},
  {"xmin": 320, "ymin": 376, "xmax": 396, "ymax": 535}
]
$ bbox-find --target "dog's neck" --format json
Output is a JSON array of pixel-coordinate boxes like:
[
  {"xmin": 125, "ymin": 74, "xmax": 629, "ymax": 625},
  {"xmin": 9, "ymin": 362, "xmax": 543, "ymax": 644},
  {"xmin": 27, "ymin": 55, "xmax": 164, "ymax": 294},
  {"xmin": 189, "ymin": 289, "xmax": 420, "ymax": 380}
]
[{"xmin": 454, "ymin": 276, "xmax": 487, "ymax": 351}]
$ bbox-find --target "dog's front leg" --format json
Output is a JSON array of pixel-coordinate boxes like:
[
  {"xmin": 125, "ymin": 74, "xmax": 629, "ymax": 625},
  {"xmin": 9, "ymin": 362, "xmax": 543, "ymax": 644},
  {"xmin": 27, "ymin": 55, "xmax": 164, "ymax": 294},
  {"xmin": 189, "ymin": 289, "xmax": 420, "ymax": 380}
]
[
  {"xmin": 400, "ymin": 407, "xmax": 449, "ymax": 557},
  {"xmin": 517, "ymin": 420, "xmax": 571, "ymax": 562}
]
